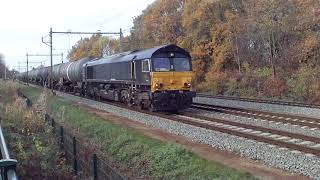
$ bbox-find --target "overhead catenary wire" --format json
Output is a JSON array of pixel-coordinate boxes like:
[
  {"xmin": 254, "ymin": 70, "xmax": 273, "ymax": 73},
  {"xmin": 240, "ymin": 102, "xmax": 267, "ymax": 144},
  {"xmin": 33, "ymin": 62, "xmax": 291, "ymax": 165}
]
[{"xmin": 41, "ymin": 28, "xmax": 123, "ymax": 92}]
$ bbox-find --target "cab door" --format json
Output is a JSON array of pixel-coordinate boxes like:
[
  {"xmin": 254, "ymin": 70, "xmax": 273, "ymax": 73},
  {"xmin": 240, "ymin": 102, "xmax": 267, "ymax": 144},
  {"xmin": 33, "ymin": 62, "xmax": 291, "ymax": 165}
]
[
  {"xmin": 135, "ymin": 59, "xmax": 151, "ymax": 85},
  {"xmin": 131, "ymin": 60, "xmax": 136, "ymax": 81}
]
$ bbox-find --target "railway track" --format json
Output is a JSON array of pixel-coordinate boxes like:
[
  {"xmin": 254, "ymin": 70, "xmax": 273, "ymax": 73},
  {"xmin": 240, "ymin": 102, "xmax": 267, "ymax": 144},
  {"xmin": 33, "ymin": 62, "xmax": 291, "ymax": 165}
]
[
  {"xmin": 173, "ymin": 113, "xmax": 320, "ymax": 156},
  {"xmin": 191, "ymin": 103, "xmax": 320, "ymax": 130},
  {"xmin": 90, "ymin": 99, "xmax": 320, "ymax": 157},
  {"xmin": 68, "ymin": 93, "xmax": 320, "ymax": 157},
  {"xmin": 197, "ymin": 94, "xmax": 320, "ymax": 109},
  {"xmin": 24, "ymin": 84, "xmax": 320, "ymax": 157}
]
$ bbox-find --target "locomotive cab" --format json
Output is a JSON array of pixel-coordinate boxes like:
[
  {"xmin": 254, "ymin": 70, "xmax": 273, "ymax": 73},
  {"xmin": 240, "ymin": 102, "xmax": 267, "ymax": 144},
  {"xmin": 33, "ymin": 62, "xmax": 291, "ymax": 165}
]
[
  {"xmin": 146, "ymin": 49, "xmax": 196, "ymax": 111},
  {"xmin": 84, "ymin": 44, "xmax": 196, "ymax": 112}
]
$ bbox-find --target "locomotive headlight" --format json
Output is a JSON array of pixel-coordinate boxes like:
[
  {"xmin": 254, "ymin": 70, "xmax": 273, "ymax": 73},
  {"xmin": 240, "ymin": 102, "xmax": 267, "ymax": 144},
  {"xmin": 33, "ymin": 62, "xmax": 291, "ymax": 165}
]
[
  {"xmin": 184, "ymin": 82, "xmax": 191, "ymax": 88},
  {"xmin": 154, "ymin": 83, "xmax": 164, "ymax": 89}
]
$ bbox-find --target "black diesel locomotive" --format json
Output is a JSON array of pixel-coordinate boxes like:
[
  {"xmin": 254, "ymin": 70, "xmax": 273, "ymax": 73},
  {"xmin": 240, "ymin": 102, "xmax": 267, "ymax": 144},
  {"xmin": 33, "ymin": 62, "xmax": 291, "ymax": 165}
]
[{"xmin": 18, "ymin": 44, "xmax": 196, "ymax": 111}]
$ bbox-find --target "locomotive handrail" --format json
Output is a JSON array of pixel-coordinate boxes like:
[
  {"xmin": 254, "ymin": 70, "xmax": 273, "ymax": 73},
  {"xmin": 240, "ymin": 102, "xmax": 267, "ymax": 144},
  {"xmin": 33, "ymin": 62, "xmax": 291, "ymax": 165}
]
[{"xmin": 0, "ymin": 125, "xmax": 18, "ymax": 180}]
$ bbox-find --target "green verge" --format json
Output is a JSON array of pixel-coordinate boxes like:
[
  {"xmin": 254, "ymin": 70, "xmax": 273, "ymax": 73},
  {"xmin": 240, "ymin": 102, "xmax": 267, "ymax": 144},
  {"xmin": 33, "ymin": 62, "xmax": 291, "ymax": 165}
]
[
  {"xmin": 19, "ymin": 84, "xmax": 42, "ymax": 102},
  {"xmin": 22, "ymin": 85, "xmax": 257, "ymax": 180}
]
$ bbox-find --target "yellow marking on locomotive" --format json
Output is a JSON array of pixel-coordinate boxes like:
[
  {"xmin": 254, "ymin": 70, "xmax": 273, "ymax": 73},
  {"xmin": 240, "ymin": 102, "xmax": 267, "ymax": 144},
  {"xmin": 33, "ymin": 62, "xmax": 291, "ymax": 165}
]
[{"xmin": 151, "ymin": 71, "xmax": 193, "ymax": 92}]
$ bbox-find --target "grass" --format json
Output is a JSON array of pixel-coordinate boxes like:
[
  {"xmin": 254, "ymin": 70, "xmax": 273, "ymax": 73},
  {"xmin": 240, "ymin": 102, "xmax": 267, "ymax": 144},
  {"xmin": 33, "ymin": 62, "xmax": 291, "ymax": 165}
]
[
  {"xmin": 20, "ymin": 84, "xmax": 257, "ymax": 179},
  {"xmin": 19, "ymin": 84, "xmax": 42, "ymax": 102}
]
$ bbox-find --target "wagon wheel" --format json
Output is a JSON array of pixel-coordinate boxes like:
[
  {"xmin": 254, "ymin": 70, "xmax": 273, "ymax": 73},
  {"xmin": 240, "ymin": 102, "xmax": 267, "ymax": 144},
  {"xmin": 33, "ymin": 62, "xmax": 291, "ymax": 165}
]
[
  {"xmin": 138, "ymin": 101, "xmax": 144, "ymax": 110},
  {"xmin": 126, "ymin": 98, "xmax": 133, "ymax": 107},
  {"xmin": 148, "ymin": 101, "xmax": 155, "ymax": 112}
]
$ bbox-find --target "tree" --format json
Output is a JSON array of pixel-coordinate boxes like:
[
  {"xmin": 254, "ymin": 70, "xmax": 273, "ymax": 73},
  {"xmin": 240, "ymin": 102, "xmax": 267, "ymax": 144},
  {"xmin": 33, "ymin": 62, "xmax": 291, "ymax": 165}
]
[
  {"xmin": 0, "ymin": 54, "xmax": 7, "ymax": 78},
  {"xmin": 68, "ymin": 35, "xmax": 121, "ymax": 61},
  {"xmin": 130, "ymin": 0, "xmax": 185, "ymax": 49},
  {"xmin": 246, "ymin": 0, "xmax": 300, "ymax": 78}
]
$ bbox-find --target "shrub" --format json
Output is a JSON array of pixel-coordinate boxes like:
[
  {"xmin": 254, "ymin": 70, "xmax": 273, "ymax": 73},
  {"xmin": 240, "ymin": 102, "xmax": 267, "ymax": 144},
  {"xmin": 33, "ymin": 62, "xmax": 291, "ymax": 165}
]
[
  {"xmin": 256, "ymin": 67, "xmax": 273, "ymax": 79},
  {"xmin": 286, "ymin": 65, "xmax": 320, "ymax": 103},
  {"xmin": 263, "ymin": 77, "xmax": 286, "ymax": 98},
  {"xmin": 205, "ymin": 71, "xmax": 228, "ymax": 95},
  {"xmin": 0, "ymin": 84, "xmax": 74, "ymax": 179},
  {"xmin": 225, "ymin": 77, "xmax": 239, "ymax": 96}
]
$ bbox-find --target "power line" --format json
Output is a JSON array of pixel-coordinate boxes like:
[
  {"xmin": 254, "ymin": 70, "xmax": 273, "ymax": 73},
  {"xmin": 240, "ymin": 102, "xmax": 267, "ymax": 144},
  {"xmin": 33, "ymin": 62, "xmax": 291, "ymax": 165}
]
[
  {"xmin": 25, "ymin": 53, "xmax": 64, "ymax": 85},
  {"xmin": 41, "ymin": 27, "xmax": 123, "ymax": 91}
]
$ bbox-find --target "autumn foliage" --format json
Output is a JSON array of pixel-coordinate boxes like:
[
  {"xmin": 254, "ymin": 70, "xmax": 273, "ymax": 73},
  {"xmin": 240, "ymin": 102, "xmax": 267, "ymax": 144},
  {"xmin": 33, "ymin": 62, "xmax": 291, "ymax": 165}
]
[{"xmin": 68, "ymin": 0, "xmax": 320, "ymax": 103}]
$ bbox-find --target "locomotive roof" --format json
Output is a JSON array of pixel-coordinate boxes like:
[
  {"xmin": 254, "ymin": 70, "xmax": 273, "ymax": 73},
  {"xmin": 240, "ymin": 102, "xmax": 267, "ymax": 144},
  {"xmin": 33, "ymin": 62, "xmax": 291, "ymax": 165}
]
[{"xmin": 86, "ymin": 44, "xmax": 190, "ymax": 66}]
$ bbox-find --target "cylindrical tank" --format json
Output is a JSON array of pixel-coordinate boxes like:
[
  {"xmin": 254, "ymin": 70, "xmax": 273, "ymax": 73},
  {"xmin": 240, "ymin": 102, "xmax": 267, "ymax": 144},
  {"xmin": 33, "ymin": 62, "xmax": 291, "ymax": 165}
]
[
  {"xmin": 28, "ymin": 70, "xmax": 34, "ymax": 81},
  {"xmin": 52, "ymin": 64, "xmax": 62, "ymax": 81},
  {"xmin": 64, "ymin": 57, "xmax": 94, "ymax": 83},
  {"xmin": 39, "ymin": 67, "xmax": 49, "ymax": 81},
  {"xmin": 59, "ymin": 62, "xmax": 73, "ymax": 81},
  {"xmin": 36, "ymin": 68, "xmax": 42, "ymax": 81},
  {"xmin": 33, "ymin": 69, "xmax": 40, "ymax": 81}
]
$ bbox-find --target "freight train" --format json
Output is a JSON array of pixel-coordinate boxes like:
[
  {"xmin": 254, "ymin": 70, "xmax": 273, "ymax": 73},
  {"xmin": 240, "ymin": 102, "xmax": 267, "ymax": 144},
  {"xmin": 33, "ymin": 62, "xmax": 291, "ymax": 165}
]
[{"xmin": 17, "ymin": 44, "xmax": 196, "ymax": 111}]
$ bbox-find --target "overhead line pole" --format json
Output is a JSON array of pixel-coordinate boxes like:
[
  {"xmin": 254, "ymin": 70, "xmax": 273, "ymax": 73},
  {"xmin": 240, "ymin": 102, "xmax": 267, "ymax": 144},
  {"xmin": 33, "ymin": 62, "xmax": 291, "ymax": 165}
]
[
  {"xmin": 4, "ymin": 63, "xmax": 6, "ymax": 80},
  {"xmin": 50, "ymin": 27, "xmax": 53, "ymax": 91},
  {"xmin": 26, "ymin": 53, "xmax": 28, "ymax": 85},
  {"xmin": 25, "ymin": 53, "xmax": 63, "ymax": 87}
]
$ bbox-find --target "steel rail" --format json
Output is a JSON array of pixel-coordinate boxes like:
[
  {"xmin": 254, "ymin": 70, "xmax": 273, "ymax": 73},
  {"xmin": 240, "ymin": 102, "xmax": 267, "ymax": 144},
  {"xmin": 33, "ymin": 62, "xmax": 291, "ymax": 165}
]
[
  {"xmin": 182, "ymin": 112, "xmax": 320, "ymax": 144},
  {"xmin": 191, "ymin": 103, "xmax": 320, "ymax": 129},
  {"xmin": 197, "ymin": 94, "xmax": 320, "ymax": 109},
  {"xmin": 169, "ymin": 114, "xmax": 320, "ymax": 156}
]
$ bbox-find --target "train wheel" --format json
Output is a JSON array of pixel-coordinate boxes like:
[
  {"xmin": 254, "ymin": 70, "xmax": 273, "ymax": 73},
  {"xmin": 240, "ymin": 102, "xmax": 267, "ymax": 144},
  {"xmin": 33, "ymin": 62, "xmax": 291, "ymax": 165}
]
[
  {"xmin": 138, "ymin": 102, "xmax": 144, "ymax": 110},
  {"xmin": 148, "ymin": 102, "xmax": 155, "ymax": 112},
  {"xmin": 126, "ymin": 98, "xmax": 133, "ymax": 107}
]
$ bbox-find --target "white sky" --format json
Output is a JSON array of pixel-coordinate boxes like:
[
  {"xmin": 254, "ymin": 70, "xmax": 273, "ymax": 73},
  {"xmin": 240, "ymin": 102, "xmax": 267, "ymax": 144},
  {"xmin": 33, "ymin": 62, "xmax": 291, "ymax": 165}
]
[{"xmin": 0, "ymin": 0, "xmax": 155, "ymax": 71}]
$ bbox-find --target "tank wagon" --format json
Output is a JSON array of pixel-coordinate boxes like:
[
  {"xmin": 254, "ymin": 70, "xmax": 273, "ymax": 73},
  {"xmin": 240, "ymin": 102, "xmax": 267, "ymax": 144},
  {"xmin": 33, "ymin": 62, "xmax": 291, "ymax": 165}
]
[
  {"xmin": 57, "ymin": 57, "xmax": 95, "ymax": 92},
  {"xmin": 18, "ymin": 44, "xmax": 196, "ymax": 111}
]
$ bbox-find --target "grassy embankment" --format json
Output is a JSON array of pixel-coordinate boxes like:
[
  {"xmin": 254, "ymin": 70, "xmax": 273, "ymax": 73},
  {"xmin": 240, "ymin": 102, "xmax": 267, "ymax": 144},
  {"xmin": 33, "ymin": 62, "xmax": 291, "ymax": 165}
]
[
  {"xmin": 0, "ymin": 81, "xmax": 74, "ymax": 179},
  {"xmin": 20, "ymin": 84, "xmax": 257, "ymax": 179}
]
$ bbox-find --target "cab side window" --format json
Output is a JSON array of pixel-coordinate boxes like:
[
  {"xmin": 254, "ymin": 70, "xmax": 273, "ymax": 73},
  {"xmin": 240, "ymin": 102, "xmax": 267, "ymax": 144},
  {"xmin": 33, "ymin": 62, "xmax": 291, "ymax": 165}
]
[{"xmin": 142, "ymin": 59, "xmax": 150, "ymax": 72}]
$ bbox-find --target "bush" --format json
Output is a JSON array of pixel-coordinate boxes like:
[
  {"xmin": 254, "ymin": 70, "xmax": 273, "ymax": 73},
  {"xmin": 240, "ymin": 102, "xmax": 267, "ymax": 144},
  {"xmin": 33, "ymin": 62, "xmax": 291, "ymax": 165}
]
[
  {"xmin": 286, "ymin": 65, "xmax": 320, "ymax": 103},
  {"xmin": 204, "ymin": 72, "xmax": 228, "ymax": 95},
  {"xmin": 225, "ymin": 77, "xmax": 239, "ymax": 96},
  {"xmin": 263, "ymin": 77, "xmax": 286, "ymax": 98},
  {"xmin": 0, "ymin": 83, "xmax": 74, "ymax": 180},
  {"xmin": 256, "ymin": 67, "xmax": 273, "ymax": 79}
]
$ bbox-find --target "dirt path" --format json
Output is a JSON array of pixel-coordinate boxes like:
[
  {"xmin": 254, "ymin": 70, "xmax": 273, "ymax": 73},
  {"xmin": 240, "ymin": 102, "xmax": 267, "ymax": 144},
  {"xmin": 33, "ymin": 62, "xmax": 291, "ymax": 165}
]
[{"xmin": 76, "ymin": 102, "xmax": 309, "ymax": 180}]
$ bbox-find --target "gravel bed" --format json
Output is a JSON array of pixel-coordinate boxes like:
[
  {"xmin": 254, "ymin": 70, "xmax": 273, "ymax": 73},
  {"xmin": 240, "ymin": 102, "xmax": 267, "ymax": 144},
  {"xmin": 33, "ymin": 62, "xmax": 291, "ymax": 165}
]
[
  {"xmin": 187, "ymin": 108, "xmax": 320, "ymax": 139},
  {"xmin": 194, "ymin": 97, "xmax": 320, "ymax": 119},
  {"xmin": 56, "ymin": 92, "xmax": 320, "ymax": 179}
]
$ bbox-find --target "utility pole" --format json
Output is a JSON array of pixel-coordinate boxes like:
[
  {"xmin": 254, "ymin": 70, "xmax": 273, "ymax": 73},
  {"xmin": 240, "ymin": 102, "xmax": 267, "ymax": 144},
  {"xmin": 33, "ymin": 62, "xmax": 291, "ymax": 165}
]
[
  {"xmin": 119, "ymin": 28, "xmax": 123, "ymax": 52},
  {"xmin": 50, "ymin": 27, "xmax": 53, "ymax": 91},
  {"xmin": 4, "ymin": 64, "xmax": 6, "ymax": 80},
  {"xmin": 26, "ymin": 53, "xmax": 29, "ymax": 85}
]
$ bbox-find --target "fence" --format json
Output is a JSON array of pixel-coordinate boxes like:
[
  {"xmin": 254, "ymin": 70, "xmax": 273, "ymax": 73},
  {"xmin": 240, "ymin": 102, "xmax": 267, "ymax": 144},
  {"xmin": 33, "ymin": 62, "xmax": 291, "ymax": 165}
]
[
  {"xmin": 44, "ymin": 114, "xmax": 127, "ymax": 180},
  {"xmin": 0, "ymin": 123, "xmax": 18, "ymax": 180}
]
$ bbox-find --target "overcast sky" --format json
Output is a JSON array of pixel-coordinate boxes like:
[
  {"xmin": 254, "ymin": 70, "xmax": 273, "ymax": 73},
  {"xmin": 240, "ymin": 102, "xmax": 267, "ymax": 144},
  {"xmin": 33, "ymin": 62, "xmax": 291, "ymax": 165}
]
[{"xmin": 0, "ymin": 0, "xmax": 155, "ymax": 71}]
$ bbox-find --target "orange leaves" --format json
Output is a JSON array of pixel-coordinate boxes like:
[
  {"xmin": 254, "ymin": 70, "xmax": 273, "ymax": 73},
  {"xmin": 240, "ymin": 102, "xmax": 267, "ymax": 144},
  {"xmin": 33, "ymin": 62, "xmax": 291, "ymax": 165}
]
[
  {"xmin": 298, "ymin": 34, "xmax": 320, "ymax": 65},
  {"xmin": 141, "ymin": 0, "xmax": 184, "ymax": 46},
  {"xmin": 263, "ymin": 77, "xmax": 287, "ymax": 98},
  {"xmin": 68, "ymin": 35, "xmax": 121, "ymax": 61}
]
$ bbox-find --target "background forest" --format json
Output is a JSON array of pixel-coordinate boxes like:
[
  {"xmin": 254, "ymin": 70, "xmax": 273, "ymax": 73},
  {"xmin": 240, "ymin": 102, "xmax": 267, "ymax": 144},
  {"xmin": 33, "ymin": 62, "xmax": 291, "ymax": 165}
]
[
  {"xmin": 67, "ymin": 0, "xmax": 320, "ymax": 103},
  {"xmin": 0, "ymin": 54, "xmax": 17, "ymax": 79}
]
